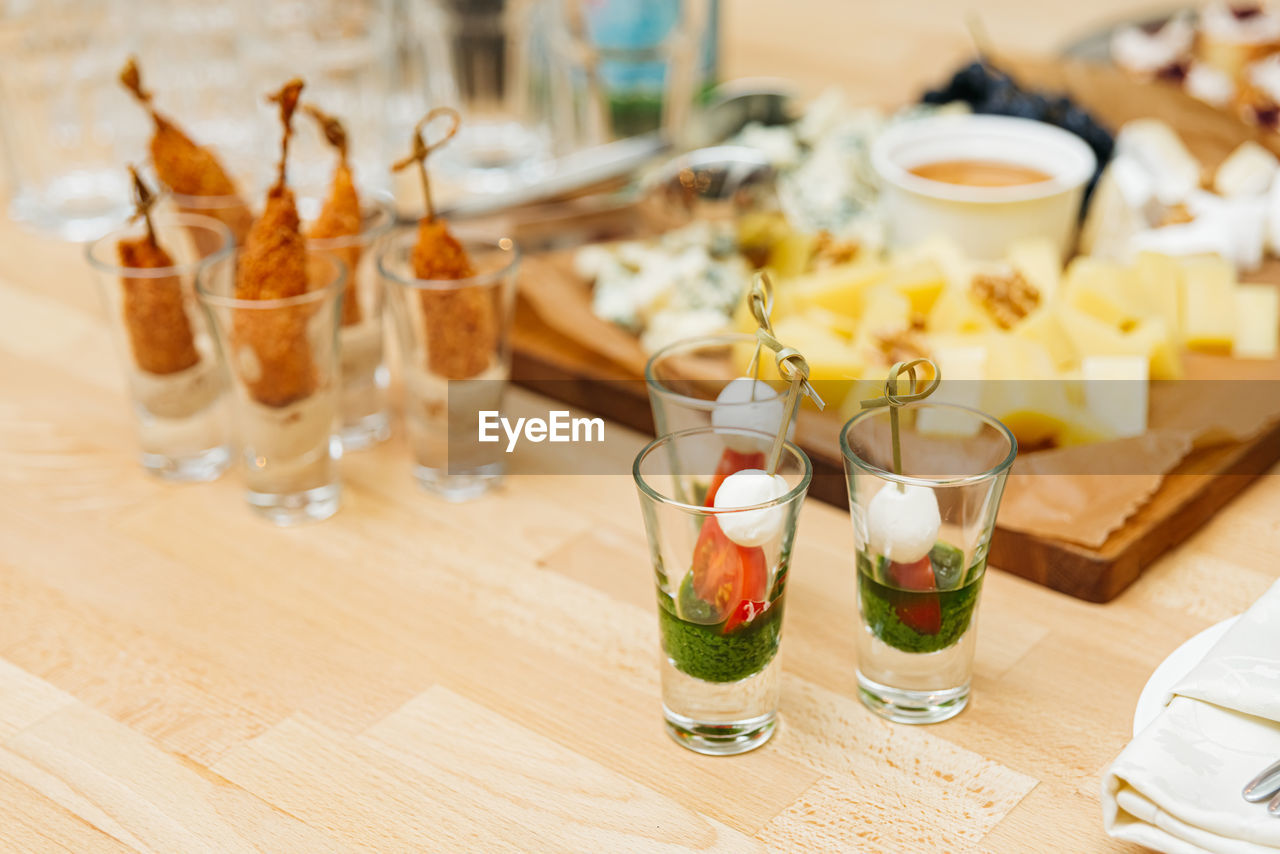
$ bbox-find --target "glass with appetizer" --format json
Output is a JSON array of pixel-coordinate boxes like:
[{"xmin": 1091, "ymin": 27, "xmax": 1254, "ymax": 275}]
[
  {"xmin": 85, "ymin": 168, "xmax": 234, "ymax": 481},
  {"xmin": 840, "ymin": 361, "xmax": 1015, "ymax": 724}
]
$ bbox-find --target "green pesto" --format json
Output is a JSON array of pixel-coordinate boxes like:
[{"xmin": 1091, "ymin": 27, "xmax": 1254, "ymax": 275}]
[
  {"xmin": 857, "ymin": 543, "xmax": 983, "ymax": 654},
  {"xmin": 658, "ymin": 574, "xmax": 785, "ymax": 683}
]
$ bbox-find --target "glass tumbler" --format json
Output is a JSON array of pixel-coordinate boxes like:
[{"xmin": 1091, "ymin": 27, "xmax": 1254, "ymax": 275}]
[
  {"xmin": 550, "ymin": 0, "xmax": 710, "ymax": 147},
  {"xmin": 840, "ymin": 402, "xmax": 1016, "ymax": 724},
  {"xmin": 634, "ymin": 425, "xmax": 812, "ymax": 755},
  {"xmin": 299, "ymin": 193, "xmax": 396, "ymax": 450},
  {"xmin": 0, "ymin": 1, "xmax": 135, "ymax": 239},
  {"xmin": 646, "ymin": 332, "xmax": 795, "ymax": 444},
  {"xmin": 197, "ymin": 250, "xmax": 347, "ymax": 525},
  {"xmin": 400, "ymin": 0, "xmax": 556, "ymax": 194},
  {"xmin": 85, "ymin": 212, "xmax": 234, "ymax": 481},
  {"xmin": 379, "ymin": 231, "xmax": 520, "ymax": 501}
]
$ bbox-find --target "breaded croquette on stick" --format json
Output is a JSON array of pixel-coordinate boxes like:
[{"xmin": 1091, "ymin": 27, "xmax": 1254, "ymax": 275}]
[
  {"xmin": 117, "ymin": 166, "xmax": 200, "ymax": 375},
  {"xmin": 120, "ymin": 57, "xmax": 253, "ymax": 252},
  {"xmin": 233, "ymin": 79, "xmax": 316, "ymax": 408},
  {"xmin": 304, "ymin": 104, "xmax": 363, "ymax": 326},
  {"xmin": 392, "ymin": 108, "xmax": 497, "ymax": 380}
]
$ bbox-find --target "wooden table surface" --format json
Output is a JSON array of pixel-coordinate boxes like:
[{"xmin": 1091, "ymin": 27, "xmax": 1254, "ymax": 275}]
[{"xmin": 6, "ymin": 4, "xmax": 1280, "ymax": 852}]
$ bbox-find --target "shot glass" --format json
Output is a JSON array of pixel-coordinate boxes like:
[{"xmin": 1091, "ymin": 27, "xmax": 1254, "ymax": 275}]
[
  {"xmin": 379, "ymin": 231, "xmax": 520, "ymax": 501},
  {"xmin": 646, "ymin": 332, "xmax": 795, "ymax": 443},
  {"xmin": 840, "ymin": 402, "xmax": 1016, "ymax": 724},
  {"xmin": 301, "ymin": 194, "xmax": 396, "ymax": 450},
  {"xmin": 197, "ymin": 251, "xmax": 347, "ymax": 525},
  {"xmin": 633, "ymin": 425, "xmax": 812, "ymax": 755},
  {"xmin": 85, "ymin": 212, "xmax": 234, "ymax": 481}
]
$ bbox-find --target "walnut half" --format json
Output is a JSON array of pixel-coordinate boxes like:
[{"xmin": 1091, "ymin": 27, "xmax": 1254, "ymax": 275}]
[{"xmin": 971, "ymin": 270, "xmax": 1040, "ymax": 330}]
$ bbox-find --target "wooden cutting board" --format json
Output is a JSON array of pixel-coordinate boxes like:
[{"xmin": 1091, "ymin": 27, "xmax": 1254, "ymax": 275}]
[{"xmin": 511, "ymin": 252, "xmax": 1280, "ymax": 603}]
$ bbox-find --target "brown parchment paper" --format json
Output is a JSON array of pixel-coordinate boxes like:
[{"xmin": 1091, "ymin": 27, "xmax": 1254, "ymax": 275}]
[{"xmin": 516, "ymin": 60, "xmax": 1280, "ymax": 550}]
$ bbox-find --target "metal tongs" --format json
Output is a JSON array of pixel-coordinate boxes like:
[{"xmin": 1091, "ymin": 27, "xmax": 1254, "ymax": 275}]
[{"xmin": 1243, "ymin": 759, "xmax": 1280, "ymax": 816}]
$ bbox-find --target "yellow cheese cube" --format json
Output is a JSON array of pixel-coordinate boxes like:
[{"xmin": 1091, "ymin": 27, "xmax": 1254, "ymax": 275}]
[
  {"xmin": 856, "ymin": 288, "xmax": 913, "ymax": 340},
  {"xmin": 1012, "ymin": 307, "xmax": 1078, "ymax": 371},
  {"xmin": 882, "ymin": 259, "xmax": 947, "ymax": 316},
  {"xmin": 786, "ymin": 261, "xmax": 888, "ymax": 317},
  {"xmin": 927, "ymin": 286, "xmax": 996, "ymax": 334},
  {"xmin": 1234, "ymin": 284, "xmax": 1280, "ymax": 359},
  {"xmin": 1179, "ymin": 255, "xmax": 1236, "ymax": 353},
  {"xmin": 1132, "ymin": 251, "xmax": 1184, "ymax": 339},
  {"xmin": 1063, "ymin": 257, "xmax": 1142, "ymax": 330},
  {"xmin": 1129, "ymin": 317, "xmax": 1183, "ymax": 380},
  {"xmin": 1006, "ymin": 237, "xmax": 1062, "ymax": 302}
]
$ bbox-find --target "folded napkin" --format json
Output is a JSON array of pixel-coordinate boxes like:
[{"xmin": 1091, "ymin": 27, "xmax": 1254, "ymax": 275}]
[{"xmin": 1103, "ymin": 580, "xmax": 1280, "ymax": 853}]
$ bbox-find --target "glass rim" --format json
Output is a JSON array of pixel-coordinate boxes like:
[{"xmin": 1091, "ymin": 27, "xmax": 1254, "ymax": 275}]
[
  {"xmin": 84, "ymin": 212, "xmax": 235, "ymax": 278},
  {"xmin": 304, "ymin": 192, "xmax": 398, "ymax": 253},
  {"xmin": 194, "ymin": 249, "xmax": 349, "ymax": 310},
  {"xmin": 839, "ymin": 401, "xmax": 1018, "ymax": 487},
  {"xmin": 645, "ymin": 332, "xmax": 770, "ymax": 412},
  {"xmin": 633, "ymin": 425, "xmax": 813, "ymax": 514},
  {"xmin": 376, "ymin": 230, "xmax": 521, "ymax": 291}
]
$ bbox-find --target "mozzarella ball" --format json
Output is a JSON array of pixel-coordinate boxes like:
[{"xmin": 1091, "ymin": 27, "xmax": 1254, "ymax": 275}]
[
  {"xmin": 866, "ymin": 483, "xmax": 941, "ymax": 564},
  {"xmin": 713, "ymin": 469, "xmax": 790, "ymax": 547},
  {"xmin": 711, "ymin": 376, "xmax": 795, "ymax": 452}
]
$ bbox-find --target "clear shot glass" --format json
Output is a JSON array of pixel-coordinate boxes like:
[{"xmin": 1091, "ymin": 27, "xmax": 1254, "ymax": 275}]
[
  {"xmin": 197, "ymin": 251, "xmax": 347, "ymax": 525},
  {"xmin": 634, "ymin": 425, "xmax": 812, "ymax": 755},
  {"xmin": 379, "ymin": 231, "xmax": 520, "ymax": 502},
  {"xmin": 85, "ymin": 212, "xmax": 234, "ymax": 481},
  {"xmin": 840, "ymin": 402, "xmax": 1016, "ymax": 724}
]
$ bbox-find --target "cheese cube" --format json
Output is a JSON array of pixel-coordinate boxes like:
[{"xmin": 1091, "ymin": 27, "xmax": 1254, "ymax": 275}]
[
  {"xmin": 1083, "ymin": 355, "xmax": 1149, "ymax": 438},
  {"xmin": 1063, "ymin": 257, "xmax": 1142, "ymax": 330},
  {"xmin": 1129, "ymin": 317, "xmax": 1184, "ymax": 380},
  {"xmin": 926, "ymin": 286, "xmax": 995, "ymax": 334},
  {"xmin": 1080, "ymin": 156, "xmax": 1155, "ymax": 259},
  {"xmin": 882, "ymin": 259, "xmax": 947, "ymax": 315},
  {"xmin": 1179, "ymin": 255, "xmax": 1236, "ymax": 353},
  {"xmin": 1234, "ymin": 284, "xmax": 1280, "ymax": 359},
  {"xmin": 1213, "ymin": 140, "xmax": 1278, "ymax": 198},
  {"xmin": 856, "ymin": 289, "xmax": 912, "ymax": 340},
  {"xmin": 1132, "ymin": 251, "xmax": 1184, "ymax": 339},
  {"xmin": 787, "ymin": 261, "xmax": 888, "ymax": 317},
  {"xmin": 1115, "ymin": 118, "xmax": 1200, "ymax": 205},
  {"xmin": 1013, "ymin": 308, "xmax": 1078, "ymax": 371},
  {"xmin": 917, "ymin": 344, "xmax": 987, "ymax": 437},
  {"xmin": 1006, "ymin": 237, "xmax": 1063, "ymax": 302}
]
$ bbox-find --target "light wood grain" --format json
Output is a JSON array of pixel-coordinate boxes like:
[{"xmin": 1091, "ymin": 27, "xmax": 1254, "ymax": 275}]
[{"xmin": 3, "ymin": 2, "xmax": 1279, "ymax": 851}]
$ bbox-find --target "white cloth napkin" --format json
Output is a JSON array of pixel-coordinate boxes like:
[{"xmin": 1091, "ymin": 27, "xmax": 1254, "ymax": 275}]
[{"xmin": 1103, "ymin": 580, "xmax": 1280, "ymax": 853}]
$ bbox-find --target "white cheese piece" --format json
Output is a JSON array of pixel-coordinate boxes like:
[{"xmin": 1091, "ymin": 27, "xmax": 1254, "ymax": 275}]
[
  {"xmin": 1233, "ymin": 284, "xmax": 1280, "ymax": 358},
  {"xmin": 866, "ymin": 483, "xmax": 941, "ymax": 564},
  {"xmin": 1185, "ymin": 61, "xmax": 1236, "ymax": 108},
  {"xmin": 1127, "ymin": 220, "xmax": 1236, "ymax": 268},
  {"xmin": 639, "ymin": 309, "xmax": 729, "ymax": 354},
  {"xmin": 710, "ymin": 376, "xmax": 795, "ymax": 453},
  {"xmin": 1082, "ymin": 355, "xmax": 1149, "ymax": 438},
  {"xmin": 1214, "ymin": 141, "xmax": 1279, "ymax": 198},
  {"xmin": 1080, "ymin": 157, "xmax": 1154, "ymax": 259},
  {"xmin": 713, "ymin": 469, "xmax": 789, "ymax": 548},
  {"xmin": 1266, "ymin": 177, "xmax": 1280, "ymax": 254},
  {"xmin": 1184, "ymin": 191, "xmax": 1269, "ymax": 272},
  {"xmin": 1110, "ymin": 16, "xmax": 1193, "ymax": 75},
  {"xmin": 1115, "ymin": 119, "xmax": 1200, "ymax": 206}
]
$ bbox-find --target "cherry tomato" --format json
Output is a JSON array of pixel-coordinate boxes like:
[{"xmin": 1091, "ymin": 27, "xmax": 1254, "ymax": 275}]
[
  {"xmin": 691, "ymin": 516, "xmax": 769, "ymax": 621},
  {"xmin": 705, "ymin": 448, "xmax": 766, "ymax": 507},
  {"xmin": 886, "ymin": 555, "xmax": 941, "ymax": 635}
]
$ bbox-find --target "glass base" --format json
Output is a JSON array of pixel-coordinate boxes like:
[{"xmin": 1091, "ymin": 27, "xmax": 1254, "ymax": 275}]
[
  {"xmin": 340, "ymin": 411, "xmax": 390, "ymax": 452},
  {"xmin": 412, "ymin": 463, "xmax": 502, "ymax": 503},
  {"xmin": 663, "ymin": 707, "xmax": 777, "ymax": 756},
  {"xmin": 246, "ymin": 482, "xmax": 341, "ymax": 526},
  {"xmin": 140, "ymin": 445, "xmax": 231, "ymax": 483},
  {"xmin": 857, "ymin": 671, "xmax": 970, "ymax": 724}
]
